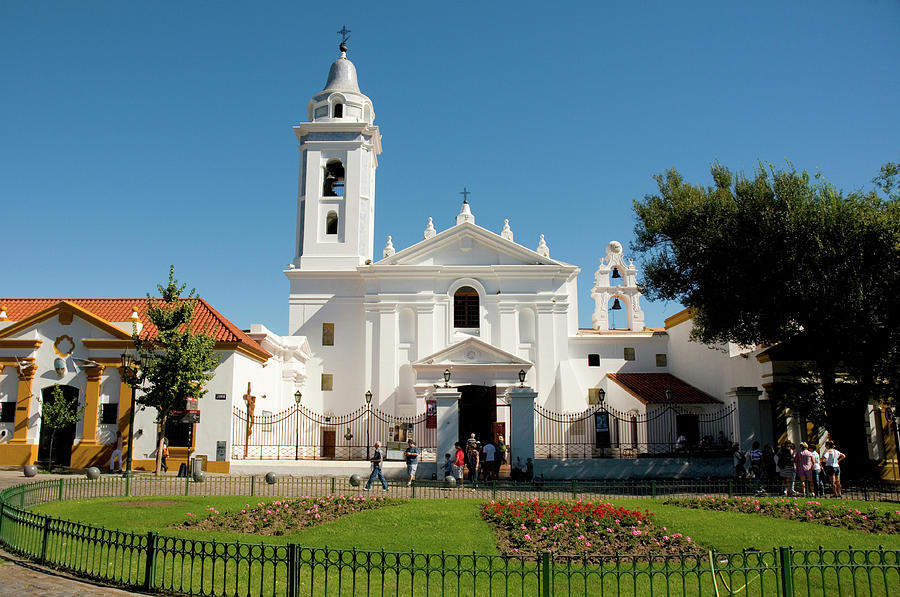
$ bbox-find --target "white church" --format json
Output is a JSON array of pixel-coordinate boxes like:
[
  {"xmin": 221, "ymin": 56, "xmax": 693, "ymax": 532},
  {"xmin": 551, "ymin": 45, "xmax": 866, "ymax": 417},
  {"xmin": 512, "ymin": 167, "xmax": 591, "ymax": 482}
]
[{"xmin": 9, "ymin": 42, "xmax": 892, "ymax": 478}]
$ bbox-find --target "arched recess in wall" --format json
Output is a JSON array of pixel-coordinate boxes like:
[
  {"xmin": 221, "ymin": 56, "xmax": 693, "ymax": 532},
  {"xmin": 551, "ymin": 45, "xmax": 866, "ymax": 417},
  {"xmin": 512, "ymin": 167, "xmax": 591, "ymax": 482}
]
[
  {"xmin": 518, "ymin": 307, "xmax": 535, "ymax": 344},
  {"xmin": 399, "ymin": 307, "xmax": 417, "ymax": 362},
  {"xmin": 607, "ymin": 295, "xmax": 631, "ymax": 330},
  {"xmin": 325, "ymin": 211, "xmax": 339, "ymax": 235},
  {"xmin": 323, "ymin": 159, "xmax": 345, "ymax": 197}
]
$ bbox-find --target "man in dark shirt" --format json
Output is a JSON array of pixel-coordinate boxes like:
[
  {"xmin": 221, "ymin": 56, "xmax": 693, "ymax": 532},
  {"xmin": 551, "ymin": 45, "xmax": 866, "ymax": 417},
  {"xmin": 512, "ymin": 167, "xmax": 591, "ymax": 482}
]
[{"xmin": 363, "ymin": 441, "xmax": 389, "ymax": 491}]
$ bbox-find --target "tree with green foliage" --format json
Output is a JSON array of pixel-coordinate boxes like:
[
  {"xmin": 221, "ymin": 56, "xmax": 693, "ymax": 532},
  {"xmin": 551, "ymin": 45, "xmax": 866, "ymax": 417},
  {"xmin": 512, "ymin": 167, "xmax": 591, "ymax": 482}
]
[
  {"xmin": 133, "ymin": 266, "xmax": 219, "ymax": 474},
  {"xmin": 632, "ymin": 162, "xmax": 900, "ymax": 474},
  {"xmin": 41, "ymin": 384, "xmax": 85, "ymax": 470}
]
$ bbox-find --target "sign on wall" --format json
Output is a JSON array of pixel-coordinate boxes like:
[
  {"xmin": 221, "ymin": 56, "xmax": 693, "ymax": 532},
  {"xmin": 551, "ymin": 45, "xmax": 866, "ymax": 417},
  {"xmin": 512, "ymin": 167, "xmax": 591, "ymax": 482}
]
[{"xmin": 426, "ymin": 399, "xmax": 437, "ymax": 429}]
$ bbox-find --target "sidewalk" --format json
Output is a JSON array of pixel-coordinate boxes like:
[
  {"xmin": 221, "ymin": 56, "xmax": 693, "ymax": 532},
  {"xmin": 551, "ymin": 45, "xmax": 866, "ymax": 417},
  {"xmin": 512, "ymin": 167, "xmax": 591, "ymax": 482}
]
[{"xmin": 0, "ymin": 549, "xmax": 148, "ymax": 597}]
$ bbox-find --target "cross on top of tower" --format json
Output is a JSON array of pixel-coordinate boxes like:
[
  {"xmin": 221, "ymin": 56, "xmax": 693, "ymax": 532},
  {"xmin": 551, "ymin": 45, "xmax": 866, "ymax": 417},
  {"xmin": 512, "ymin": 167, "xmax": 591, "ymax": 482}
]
[
  {"xmin": 459, "ymin": 186, "xmax": 471, "ymax": 203},
  {"xmin": 337, "ymin": 25, "xmax": 351, "ymax": 51}
]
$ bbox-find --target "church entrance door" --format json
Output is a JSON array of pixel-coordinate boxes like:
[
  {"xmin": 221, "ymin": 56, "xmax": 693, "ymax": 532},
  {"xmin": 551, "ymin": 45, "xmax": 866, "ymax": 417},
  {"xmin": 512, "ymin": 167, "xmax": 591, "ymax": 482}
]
[{"xmin": 458, "ymin": 385, "xmax": 496, "ymax": 447}]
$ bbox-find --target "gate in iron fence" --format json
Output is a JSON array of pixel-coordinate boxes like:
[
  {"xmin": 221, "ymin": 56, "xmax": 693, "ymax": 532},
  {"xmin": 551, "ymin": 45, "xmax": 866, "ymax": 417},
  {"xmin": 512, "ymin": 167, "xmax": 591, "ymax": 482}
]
[
  {"xmin": 535, "ymin": 401, "xmax": 738, "ymax": 459},
  {"xmin": 232, "ymin": 403, "xmax": 436, "ymax": 461}
]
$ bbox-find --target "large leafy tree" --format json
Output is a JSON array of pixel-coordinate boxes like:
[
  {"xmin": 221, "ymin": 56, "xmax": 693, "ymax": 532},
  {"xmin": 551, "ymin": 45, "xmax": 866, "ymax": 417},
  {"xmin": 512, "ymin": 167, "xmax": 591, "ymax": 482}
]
[
  {"xmin": 133, "ymin": 266, "xmax": 219, "ymax": 474},
  {"xmin": 632, "ymin": 162, "xmax": 900, "ymax": 473}
]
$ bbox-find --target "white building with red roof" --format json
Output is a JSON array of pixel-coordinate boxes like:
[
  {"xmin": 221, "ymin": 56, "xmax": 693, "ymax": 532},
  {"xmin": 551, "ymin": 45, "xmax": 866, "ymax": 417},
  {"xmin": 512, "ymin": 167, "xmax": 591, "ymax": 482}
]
[{"xmin": 0, "ymin": 299, "xmax": 309, "ymax": 471}]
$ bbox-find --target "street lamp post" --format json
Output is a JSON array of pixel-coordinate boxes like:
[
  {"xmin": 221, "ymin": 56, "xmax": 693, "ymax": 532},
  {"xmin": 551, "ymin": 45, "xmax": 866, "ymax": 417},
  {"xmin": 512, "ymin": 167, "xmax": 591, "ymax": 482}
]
[
  {"xmin": 365, "ymin": 390, "xmax": 373, "ymax": 460},
  {"xmin": 293, "ymin": 391, "xmax": 302, "ymax": 460},
  {"xmin": 518, "ymin": 369, "xmax": 526, "ymax": 388},
  {"xmin": 120, "ymin": 353, "xmax": 140, "ymax": 478}
]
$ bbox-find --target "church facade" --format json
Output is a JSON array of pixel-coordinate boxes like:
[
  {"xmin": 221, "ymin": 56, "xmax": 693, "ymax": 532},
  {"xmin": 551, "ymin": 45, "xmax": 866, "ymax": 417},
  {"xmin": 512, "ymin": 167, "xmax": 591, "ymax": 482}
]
[
  {"xmin": 15, "ymin": 43, "xmax": 893, "ymax": 476},
  {"xmin": 281, "ymin": 44, "xmax": 773, "ymax": 470}
]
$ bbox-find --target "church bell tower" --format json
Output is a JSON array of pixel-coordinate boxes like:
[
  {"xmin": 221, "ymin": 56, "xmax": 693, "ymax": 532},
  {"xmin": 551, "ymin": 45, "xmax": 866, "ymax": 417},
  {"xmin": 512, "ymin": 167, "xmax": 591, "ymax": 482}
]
[{"xmin": 292, "ymin": 40, "xmax": 382, "ymax": 270}]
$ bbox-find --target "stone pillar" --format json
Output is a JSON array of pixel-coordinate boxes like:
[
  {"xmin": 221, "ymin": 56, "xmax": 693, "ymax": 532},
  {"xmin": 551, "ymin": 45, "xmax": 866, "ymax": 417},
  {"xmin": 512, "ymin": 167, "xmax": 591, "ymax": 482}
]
[
  {"xmin": 434, "ymin": 387, "xmax": 461, "ymax": 468},
  {"xmin": 508, "ymin": 387, "xmax": 537, "ymax": 464},
  {"xmin": 80, "ymin": 366, "xmax": 105, "ymax": 445},
  {"xmin": 729, "ymin": 386, "xmax": 762, "ymax": 449}
]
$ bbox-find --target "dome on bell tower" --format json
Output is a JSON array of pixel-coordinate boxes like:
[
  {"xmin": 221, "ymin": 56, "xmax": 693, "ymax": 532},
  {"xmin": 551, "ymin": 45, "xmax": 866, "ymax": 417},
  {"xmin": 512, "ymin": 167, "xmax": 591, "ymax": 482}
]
[
  {"xmin": 323, "ymin": 44, "xmax": 361, "ymax": 92},
  {"xmin": 307, "ymin": 43, "xmax": 375, "ymax": 124}
]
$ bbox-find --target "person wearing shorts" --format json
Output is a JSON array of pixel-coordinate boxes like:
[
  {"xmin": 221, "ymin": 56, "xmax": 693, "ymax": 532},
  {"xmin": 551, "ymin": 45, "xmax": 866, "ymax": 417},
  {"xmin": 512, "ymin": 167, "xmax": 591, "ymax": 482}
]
[
  {"xmin": 453, "ymin": 442, "xmax": 465, "ymax": 486},
  {"xmin": 794, "ymin": 442, "xmax": 813, "ymax": 497},
  {"xmin": 823, "ymin": 440, "xmax": 846, "ymax": 498},
  {"xmin": 404, "ymin": 439, "xmax": 419, "ymax": 487}
]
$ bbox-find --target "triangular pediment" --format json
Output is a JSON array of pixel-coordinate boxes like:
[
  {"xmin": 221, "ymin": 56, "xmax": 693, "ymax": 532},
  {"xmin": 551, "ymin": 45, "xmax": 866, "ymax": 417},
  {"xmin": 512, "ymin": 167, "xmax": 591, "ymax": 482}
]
[
  {"xmin": 0, "ymin": 300, "xmax": 132, "ymax": 340},
  {"xmin": 413, "ymin": 336, "xmax": 532, "ymax": 367},
  {"xmin": 377, "ymin": 222, "xmax": 568, "ymax": 267}
]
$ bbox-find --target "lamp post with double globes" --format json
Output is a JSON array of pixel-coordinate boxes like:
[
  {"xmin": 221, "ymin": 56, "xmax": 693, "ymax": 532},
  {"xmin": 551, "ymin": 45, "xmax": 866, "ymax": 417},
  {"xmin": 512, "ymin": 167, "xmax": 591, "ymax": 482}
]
[
  {"xmin": 365, "ymin": 390, "xmax": 373, "ymax": 460},
  {"xmin": 119, "ymin": 353, "xmax": 140, "ymax": 478},
  {"xmin": 293, "ymin": 391, "xmax": 302, "ymax": 460}
]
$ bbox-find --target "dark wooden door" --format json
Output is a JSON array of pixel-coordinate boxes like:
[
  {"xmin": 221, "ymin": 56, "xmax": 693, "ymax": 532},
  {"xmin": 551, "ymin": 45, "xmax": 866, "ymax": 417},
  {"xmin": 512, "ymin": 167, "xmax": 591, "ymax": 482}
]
[{"xmin": 321, "ymin": 427, "xmax": 336, "ymax": 459}]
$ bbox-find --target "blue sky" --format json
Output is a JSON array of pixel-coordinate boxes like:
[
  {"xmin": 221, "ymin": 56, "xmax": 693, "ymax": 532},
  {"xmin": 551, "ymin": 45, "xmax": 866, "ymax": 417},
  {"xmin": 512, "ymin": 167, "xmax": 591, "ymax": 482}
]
[{"xmin": 2, "ymin": 1, "xmax": 898, "ymax": 333}]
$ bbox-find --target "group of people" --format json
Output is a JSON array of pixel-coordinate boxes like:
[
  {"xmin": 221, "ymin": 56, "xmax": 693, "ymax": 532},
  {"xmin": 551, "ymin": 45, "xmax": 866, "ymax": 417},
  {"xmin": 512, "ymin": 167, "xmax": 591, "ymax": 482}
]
[
  {"xmin": 733, "ymin": 439, "xmax": 846, "ymax": 498},
  {"xmin": 362, "ymin": 433, "xmax": 514, "ymax": 491},
  {"xmin": 440, "ymin": 433, "xmax": 508, "ymax": 489}
]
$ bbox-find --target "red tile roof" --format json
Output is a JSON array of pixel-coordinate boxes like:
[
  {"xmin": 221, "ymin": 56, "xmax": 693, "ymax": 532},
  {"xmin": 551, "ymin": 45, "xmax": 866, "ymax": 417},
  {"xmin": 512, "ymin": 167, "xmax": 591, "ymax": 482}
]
[
  {"xmin": 0, "ymin": 298, "xmax": 270, "ymax": 358},
  {"xmin": 606, "ymin": 373, "xmax": 720, "ymax": 405}
]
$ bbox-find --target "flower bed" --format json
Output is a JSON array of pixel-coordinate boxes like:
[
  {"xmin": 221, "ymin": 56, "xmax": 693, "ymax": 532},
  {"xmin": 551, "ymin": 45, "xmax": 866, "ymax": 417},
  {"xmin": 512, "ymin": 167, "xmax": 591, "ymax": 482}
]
[
  {"xmin": 175, "ymin": 495, "xmax": 393, "ymax": 536},
  {"xmin": 662, "ymin": 496, "xmax": 900, "ymax": 534},
  {"xmin": 482, "ymin": 499, "xmax": 700, "ymax": 559}
]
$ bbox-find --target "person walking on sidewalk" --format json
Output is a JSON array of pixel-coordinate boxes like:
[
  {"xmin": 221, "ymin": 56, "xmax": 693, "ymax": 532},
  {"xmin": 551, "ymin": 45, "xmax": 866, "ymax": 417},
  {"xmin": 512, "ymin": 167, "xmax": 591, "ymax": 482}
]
[
  {"xmin": 404, "ymin": 438, "xmax": 419, "ymax": 487},
  {"xmin": 364, "ymin": 441, "xmax": 389, "ymax": 491},
  {"xmin": 109, "ymin": 431, "xmax": 124, "ymax": 473}
]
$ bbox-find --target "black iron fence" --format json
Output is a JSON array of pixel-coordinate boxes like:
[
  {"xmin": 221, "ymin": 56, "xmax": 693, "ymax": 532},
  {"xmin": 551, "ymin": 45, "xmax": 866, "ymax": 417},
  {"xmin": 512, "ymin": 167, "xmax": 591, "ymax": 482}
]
[
  {"xmin": 0, "ymin": 477, "xmax": 898, "ymax": 596},
  {"xmin": 231, "ymin": 403, "xmax": 436, "ymax": 461},
  {"xmin": 535, "ymin": 402, "xmax": 738, "ymax": 459}
]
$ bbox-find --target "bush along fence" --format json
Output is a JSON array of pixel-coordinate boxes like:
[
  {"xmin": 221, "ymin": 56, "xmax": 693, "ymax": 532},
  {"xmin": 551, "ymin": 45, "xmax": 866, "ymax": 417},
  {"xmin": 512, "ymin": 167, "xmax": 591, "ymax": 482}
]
[{"xmin": 0, "ymin": 476, "xmax": 897, "ymax": 596}]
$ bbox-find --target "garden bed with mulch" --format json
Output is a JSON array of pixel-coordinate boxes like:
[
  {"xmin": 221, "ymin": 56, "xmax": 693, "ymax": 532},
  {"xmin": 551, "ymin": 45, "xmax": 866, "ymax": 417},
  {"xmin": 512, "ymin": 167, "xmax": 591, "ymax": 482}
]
[
  {"xmin": 662, "ymin": 496, "xmax": 900, "ymax": 533},
  {"xmin": 174, "ymin": 495, "xmax": 394, "ymax": 536},
  {"xmin": 482, "ymin": 499, "xmax": 701, "ymax": 560}
]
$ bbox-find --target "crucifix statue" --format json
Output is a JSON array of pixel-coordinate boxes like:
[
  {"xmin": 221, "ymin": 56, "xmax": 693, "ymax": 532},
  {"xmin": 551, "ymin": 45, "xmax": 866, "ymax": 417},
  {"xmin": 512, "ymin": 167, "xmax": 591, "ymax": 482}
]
[{"xmin": 243, "ymin": 382, "xmax": 256, "ymax": 458}]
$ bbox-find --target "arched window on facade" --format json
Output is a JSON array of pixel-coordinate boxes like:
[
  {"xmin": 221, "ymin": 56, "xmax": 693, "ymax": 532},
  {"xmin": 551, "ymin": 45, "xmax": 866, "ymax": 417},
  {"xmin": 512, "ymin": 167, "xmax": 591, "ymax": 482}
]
[
  {"xmin": 453, "ymin": 286, "xmax": 479, "ymax": 328},
  {"xmin": 323, "ymin": 160, "xmax": 345, "ymax": 197},
  {"xmin": 325, "ymin": 211, "xmax": 338, "ymax": 235},
  {"xmin": 333, "ymin": 103, "xmax": 343, "ymax": 118}
]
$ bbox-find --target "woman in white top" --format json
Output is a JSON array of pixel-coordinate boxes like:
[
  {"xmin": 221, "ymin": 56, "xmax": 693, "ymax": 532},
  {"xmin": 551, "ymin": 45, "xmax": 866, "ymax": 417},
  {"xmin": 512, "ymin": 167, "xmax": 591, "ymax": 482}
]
[
  {"xmin": 822, "ymin": 440, "xmax": 846, "ymax": 498},
  {"xmin": 810, "ymin": 444, "xmax": 824, "ymax": 497}
]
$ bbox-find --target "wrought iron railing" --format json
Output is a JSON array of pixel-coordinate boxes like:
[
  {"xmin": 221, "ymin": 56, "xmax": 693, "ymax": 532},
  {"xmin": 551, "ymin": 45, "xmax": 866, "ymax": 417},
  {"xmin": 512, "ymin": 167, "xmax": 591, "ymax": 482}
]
[
  {"xmin": 231, "ymin": 403, "xmax": 437, "ymax": 461},
  {"xmin": 0, "ymin": 476, "xmax": 898, "ymax": 596},
  {"xmin": 535, "ymin": 401, "xmax": 738, "ymax": 459}
]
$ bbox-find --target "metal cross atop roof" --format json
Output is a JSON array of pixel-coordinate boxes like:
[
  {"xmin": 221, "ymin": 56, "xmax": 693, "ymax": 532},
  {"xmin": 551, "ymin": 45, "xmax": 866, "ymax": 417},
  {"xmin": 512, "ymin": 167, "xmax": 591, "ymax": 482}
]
[
  {"xmin": 460, "ymin": 187, "xmax": 471, "ymax": 202},
  {"xmin": 337, "ymin": 25, "xmax": 351, "ymax": 44}
]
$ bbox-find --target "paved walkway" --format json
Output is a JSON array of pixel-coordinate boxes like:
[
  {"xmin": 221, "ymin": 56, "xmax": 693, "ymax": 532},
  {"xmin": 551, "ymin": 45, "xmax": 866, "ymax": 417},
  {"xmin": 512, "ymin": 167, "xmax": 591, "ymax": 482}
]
[{"xmin": 0, "ymin": 549, "xmax": 148, "ymax": 596}]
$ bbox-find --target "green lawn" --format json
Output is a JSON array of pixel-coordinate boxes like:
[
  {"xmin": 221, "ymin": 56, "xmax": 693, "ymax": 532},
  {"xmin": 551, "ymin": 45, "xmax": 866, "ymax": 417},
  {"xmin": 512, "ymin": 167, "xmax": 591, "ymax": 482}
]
[
  {"xmin": 22, "ymin": 495, "xmax": 900, "ymax": 597},
  {"xmin": 32, "ymin": 495, "xmax": 900, "ymax": 553},
  {"xmin": 33, "ymin": 496, "xmax": 499, "ymax": 554}
]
